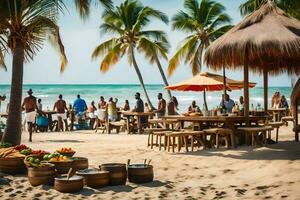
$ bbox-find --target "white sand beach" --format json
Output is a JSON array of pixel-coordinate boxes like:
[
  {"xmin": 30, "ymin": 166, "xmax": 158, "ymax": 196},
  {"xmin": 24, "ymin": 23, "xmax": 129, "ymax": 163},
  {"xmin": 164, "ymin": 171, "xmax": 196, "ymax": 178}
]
[{"xmin": 1, "ymin": 123, "xmax": 300, "ymax": 200}]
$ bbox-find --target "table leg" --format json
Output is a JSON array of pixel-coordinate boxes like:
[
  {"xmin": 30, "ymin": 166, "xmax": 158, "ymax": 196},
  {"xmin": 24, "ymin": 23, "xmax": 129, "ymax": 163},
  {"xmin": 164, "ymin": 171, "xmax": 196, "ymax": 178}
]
[
  {"xmin": 126, "ymin": 117, "xmax": 130, "ymax": 134},
  {"xmin": 137, "ymin": 116, "xmax": 142, "ymax": 134}
]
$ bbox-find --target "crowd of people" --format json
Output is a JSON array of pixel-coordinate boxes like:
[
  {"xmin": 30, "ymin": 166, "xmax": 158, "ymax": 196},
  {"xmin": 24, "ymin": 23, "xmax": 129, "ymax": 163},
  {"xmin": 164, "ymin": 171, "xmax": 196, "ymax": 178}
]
[{"xmin": 0, "ymin": 88, "xmax": 291, "ymax": 142}]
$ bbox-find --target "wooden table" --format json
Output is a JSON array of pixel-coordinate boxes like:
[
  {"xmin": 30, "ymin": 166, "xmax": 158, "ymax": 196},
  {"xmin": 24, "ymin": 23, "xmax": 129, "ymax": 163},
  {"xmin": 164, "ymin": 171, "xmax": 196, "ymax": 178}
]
[
  {"xmin": 148, "ymin": 118, "xmax": 180, "ymax": 129},
  {"xmin": 121, "ymin": 111, "xmax": 154, "ymax": 134},
  {"xmin": 42, "ymin": 110, "xmax": 57, "ymax": 131},
  {"xmin": 268, "ymin": 108, "xmax": 287, "ymax": 121},
  {"xmin": 162, "ymin": 115, "xmax": 268, "ymax": 147}
]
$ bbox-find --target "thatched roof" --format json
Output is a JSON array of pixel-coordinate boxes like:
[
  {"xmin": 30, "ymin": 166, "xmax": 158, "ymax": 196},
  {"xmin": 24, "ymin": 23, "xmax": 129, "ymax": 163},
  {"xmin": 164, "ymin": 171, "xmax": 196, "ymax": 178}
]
[{"xmin": 204, "ymin": 0, "xmax": 300, "ymax": 75}]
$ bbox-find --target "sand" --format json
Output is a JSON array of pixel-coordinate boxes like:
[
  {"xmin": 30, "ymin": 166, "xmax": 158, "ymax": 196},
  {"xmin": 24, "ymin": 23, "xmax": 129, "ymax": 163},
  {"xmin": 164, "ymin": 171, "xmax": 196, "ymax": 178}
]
[{"xmin": 1, "ymin": 123, "xmax": 300, "ymax": 200}]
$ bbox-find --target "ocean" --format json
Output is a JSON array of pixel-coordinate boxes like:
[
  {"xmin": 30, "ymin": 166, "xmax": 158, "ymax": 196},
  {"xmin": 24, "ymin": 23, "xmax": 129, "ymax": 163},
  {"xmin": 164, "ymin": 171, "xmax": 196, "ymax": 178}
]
[{"xmin": 0, "ymin": 84, "xmax": 292, "ymax": 113}]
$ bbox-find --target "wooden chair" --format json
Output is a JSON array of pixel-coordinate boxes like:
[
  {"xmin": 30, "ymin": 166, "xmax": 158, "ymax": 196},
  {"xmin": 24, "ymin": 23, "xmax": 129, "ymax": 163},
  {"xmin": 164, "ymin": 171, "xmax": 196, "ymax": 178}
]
[
  {"xmin": 95, "ymin": 109, "xmax": 107, "ymax": 133},
  {"xmin": 267, "ymin": 122, "xmax": 284, "ymax": 142},
  {"xmin": 203, "ymin": 128, "xmax": 233, "ymax": 149}
]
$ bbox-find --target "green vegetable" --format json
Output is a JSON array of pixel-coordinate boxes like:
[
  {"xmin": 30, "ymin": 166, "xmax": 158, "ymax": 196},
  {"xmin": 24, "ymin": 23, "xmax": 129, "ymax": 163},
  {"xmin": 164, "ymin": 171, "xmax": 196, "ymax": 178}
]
[
  {"xmin": 20, "ymin": 149, "xmax": 31, "ymax": 155},
  {"xmin": 34, "ymin": 158, "xmax": 40, "ymax": 164},
  {"xmin": 43, "ymin": 155, "xmax": 49, "ymax": 160},
  {"xmin": 0, "ymin": 143, "xmax": 12, "ymax": 148}
]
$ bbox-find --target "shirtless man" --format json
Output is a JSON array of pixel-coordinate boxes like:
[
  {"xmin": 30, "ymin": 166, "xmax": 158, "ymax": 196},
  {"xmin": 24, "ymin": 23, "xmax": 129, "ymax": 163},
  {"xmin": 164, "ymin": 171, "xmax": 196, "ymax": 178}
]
[
  {"xmin": 21, "ymin": 89, "xmax": 37, "ymax": 142},
  {"xmin": 53, "ymin": 94, "xmax": 68, "ymax": 131}
]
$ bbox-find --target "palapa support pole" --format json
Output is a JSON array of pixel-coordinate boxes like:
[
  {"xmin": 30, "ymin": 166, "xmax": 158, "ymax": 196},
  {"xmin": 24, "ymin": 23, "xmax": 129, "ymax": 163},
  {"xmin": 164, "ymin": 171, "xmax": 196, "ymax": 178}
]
[
  {"xmin": 223, "ymin": 67, "xmax": 227, "ymax": 97},
  {"xmin": 263, "ymin": 69, "xmax": 268, "ymax": 114},
  {"xmin": 203, "ymin": 88, "xmax": 208, "ymax": 111},
  {"xmin": 244, "ymin": 57, "xmax": 250, "ymax": 126}
]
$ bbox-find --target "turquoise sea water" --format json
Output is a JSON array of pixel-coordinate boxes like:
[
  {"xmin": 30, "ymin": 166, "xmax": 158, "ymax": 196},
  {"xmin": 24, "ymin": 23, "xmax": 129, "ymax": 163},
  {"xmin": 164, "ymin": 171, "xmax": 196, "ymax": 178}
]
[{"xmin": 0, "ymin": 84, "xmax": 292, "ymax": 113}]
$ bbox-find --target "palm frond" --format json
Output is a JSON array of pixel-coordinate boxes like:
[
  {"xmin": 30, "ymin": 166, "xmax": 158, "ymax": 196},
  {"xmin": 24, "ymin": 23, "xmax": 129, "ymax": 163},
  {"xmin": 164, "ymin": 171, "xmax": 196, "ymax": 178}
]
[
  {"xmin": 100, "ymin": 23, "xmax": 123, "ymax": 35},
  {"xmin": 190, "ymin": 44, "xmax": 204, "ymax": 75},
  {"xmin": 239, "ymin": 0, "xmax": 266, "ymax": 16},
  {"xmin": 100, "ymin": 43, "xmax": 125, "ymax": 73},
  {"xmin": 168, "ymin": 35, "xmax": 198, "ymax": 76},
  {"xmin": 139, "ymin": 30, "xmax": 168, "ymax": 43},
  {"xmin": 171, "ymin": 11, "xmax": 197, "ymax": 32},
  {"xmin": 138, "ymin": 37, "xmax": 168, "ymax": 64},
  {"xmin": 184, "ymin": 0, "xmax": 199, "ymax": 19},
  {"xmin": 91, "ymin": 38, "xmax": 118, "ymax": 60}
]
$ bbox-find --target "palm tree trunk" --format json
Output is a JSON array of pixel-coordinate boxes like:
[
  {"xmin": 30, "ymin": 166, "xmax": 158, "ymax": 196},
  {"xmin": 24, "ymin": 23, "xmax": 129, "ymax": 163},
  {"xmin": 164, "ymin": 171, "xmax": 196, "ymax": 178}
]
[
  {"xmin": 2, "ymin": 40, "xmax": 24, "ymax": 145},
  {"xmin": 130, "ymin": 46, "xmax": 155, "ymax": 110},
  {"xmin": 154, "ymin": 54, "xmax": 172, "ymax": 100}
]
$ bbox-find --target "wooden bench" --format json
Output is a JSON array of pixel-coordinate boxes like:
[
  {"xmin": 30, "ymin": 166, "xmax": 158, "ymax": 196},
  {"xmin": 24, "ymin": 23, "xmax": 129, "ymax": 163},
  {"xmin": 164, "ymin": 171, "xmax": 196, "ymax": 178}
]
[
  {"xmin": 203, "ymin": 128, "xmax": 233, "ymax": 149},
  {"xmin": 165, "ymin": 131, "xmax": 205, "ymax": 152},
  {"xmin": 238, "ymin": 126, "xmax": 273, "ymax": 146},
  {"xmin": 281, "ymin": 116, "xmax": 294, "ymax": 126},
  {"xmin": 107, "ymin": 121, "xmax": 126, "ymax": 134},
  {"xmin": 144, "ymin": 128, "xmax": 171, "ymax": 149},
  {"xmin": 268, "ymin": 122, "xmax": 284, "ymax": 142}
]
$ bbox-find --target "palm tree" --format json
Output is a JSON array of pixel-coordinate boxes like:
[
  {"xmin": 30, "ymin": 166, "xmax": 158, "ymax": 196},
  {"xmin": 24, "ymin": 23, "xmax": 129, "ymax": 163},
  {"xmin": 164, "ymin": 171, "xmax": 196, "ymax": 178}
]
[
  {"xmin": 92, "ymin": 0, "xmax": 169, "ymax": 109},
  {"xmin": 0, "ymin": 0, "xmax": 67, "ymax": 145},
  {"xmin": 168, "ymin": 0, "xmax": 232, "ymax": 77},
  {"xmin": 240, "ymin": 0, "xmax": 300, "ymax": 19},
  {"xmin": 138, "ymin": 38, "xmax": 172, "ymax": 100},
  {"xmin": 74, "ymin": 0, "xmax": 113, "ymax": 19}
]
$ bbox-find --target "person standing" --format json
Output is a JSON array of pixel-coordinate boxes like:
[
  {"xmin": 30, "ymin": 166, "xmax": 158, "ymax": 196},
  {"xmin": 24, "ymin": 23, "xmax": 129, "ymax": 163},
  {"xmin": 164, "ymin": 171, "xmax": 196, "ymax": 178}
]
[
  {"xmin": 53, "ymin": 94, "xmax": 69, "ymax": 131},
  {"xmin": 88, "ymin": 101, "xmax": 97, "ymax": 129},
  {"xmin": 37, "ymin": 99, "xmax": 43, "ymax": 111},
  {"xmin": 73, "ymin": 94, "xmax": 87, "ymax": 115},
  {"xmin": 21, "ymin": 89, "xmax": 37, "ymax": 142},
  {"xmin": 133, "ymin": 92, "xmax": 144, "ymax": 112},
  {"xmin": 154, "ymin": 93, "xmax": 166, "ymax": 117},
  {"xmin": 98, "ymin": 96, "xmax": 107, "ymax": 109}
]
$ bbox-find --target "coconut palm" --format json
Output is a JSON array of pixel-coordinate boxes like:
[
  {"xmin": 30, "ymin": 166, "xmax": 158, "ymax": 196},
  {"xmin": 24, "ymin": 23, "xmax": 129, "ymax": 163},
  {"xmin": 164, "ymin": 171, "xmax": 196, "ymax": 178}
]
[
  {"xmin": 92, "ymin": 0, "xmax": 169, "ymax": 109},
  {"xmin": 0, "ymin": 0, "xmax": 67, "ymax": 145},
  {"xmin": 74, "ymin": 0, "xmax": 112, "ymax": 19},
  {"xmin": 138, "ymin": 38, "xmax": 172, "ymax": 100},
  {"xmin": 168, "ymin": 0, "xmax": 233, "ymax": 77},
  {"xmin": 240, "ymin": 0, "xmax": 300, "ymax": 19}
]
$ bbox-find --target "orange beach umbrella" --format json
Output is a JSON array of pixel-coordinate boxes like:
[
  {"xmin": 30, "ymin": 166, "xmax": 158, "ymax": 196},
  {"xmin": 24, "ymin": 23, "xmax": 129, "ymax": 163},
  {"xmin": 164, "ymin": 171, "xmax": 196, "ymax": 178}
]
[{"xmin": 165, "ymin": 72, "xmax": 256, "ymax": 109}]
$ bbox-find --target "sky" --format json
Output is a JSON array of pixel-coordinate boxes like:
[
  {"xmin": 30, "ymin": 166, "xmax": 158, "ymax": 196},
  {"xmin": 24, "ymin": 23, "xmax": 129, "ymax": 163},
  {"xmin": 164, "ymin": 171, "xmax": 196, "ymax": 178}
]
[{"xmin": 0, "ymin": 0, "xmax": 294, "ymax": 86}]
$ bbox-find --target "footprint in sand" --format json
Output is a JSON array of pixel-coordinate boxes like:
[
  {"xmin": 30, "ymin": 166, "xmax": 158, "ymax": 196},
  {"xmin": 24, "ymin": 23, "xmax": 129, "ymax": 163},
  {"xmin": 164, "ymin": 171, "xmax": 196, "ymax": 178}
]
[
  {"xmin": 235, "ymin": 188, "xmax": 247, "ymax": 196},
  {"xmin": 209, "ymin": 174, "xmax": 216, "ymax": 178},
  {"xmin": 229, "ymin": 185, "xmax": 237, "ymax": 188},
  {"xmin": 281, "ymin": 195, "xmax": 288, "ymax": 198},
  {"xmin": 4, "ymin": 188, "xmax": 13, "ymax": 192},
  {"xmin": 222, "ymin": 169, "xmax": 234, "ymax": 174},
  {"xmin": 165, "ymin": 184, "xmax": 174, "ymax": 189},
  {"xmin": 264, "ymin": 196, "xmax": 272, "ymax": 199}
]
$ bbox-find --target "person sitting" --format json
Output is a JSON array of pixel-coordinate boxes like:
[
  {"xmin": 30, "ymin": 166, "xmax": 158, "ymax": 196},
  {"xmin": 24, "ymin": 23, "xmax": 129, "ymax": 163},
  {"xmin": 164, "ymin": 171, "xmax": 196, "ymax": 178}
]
[
  {"xmin": 188, "ymin": 100, "xmax": 200, "ymax": 113},
  {"xmin": 144, "ymin": 102, "xmax": 151, "ymax": 113},
  {"xmin": 167, "ymin": 96, "xmax": 179, "ymax": 115},
  {"xmin": 271, "ymin": 91, "xmax": 281, "ymax": 108},
  {"xmin": 220, "ymin": 94, "xmax": 235, "ymax": 113},
  {"xmin": 107, "ymin": 97, "xmax": 118, "ymax": 122},
  {"xmin": 154, "ymin": 93, "xmax": 166, "ymax": 117},
  {"xmin": 132, "ymin": 93, "xmax": 144, "ymax": 112},
  {"xmin": 123, "ymin": 100, "xmax": 130, "ymax": 111},
  {"xmin": 88, "ymin": 101, "xmax": 97, "ymax": 129},
  {"xmin": 53, "ymin": 94, "xmax": 69, "ymax": 131},
  {"xmin": 279, "ymin": 95, "xmax": 289, "ymax": 109}
]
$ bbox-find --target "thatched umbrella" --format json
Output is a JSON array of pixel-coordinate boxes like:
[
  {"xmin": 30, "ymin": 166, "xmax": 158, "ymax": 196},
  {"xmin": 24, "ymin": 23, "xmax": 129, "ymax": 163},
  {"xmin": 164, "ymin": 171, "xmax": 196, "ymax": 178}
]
[
  {"xmin": 204, "ymin": 0, "xmax": 300, "ymax": 122},
  {"xmin": 165, "ymin": 72, "xmax": 256, "ymax": 110}
]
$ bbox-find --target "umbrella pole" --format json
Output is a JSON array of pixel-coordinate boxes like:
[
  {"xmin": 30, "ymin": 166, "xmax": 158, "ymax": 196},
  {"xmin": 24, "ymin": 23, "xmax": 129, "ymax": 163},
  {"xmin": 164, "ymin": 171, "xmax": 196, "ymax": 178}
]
[
  {"xmin": 263, "ymin": 69, "xmax": 268, "ymax": 114},
  {"xmin": 203, "ymin": 89, "xmax": 208, "ymax": 111},
  {"xmin": 244, "ymin": 59, "xmax": 250, "ymax": 126},
  {"xmin": 223, "ymin": 66, "xmax": 227, "ymax": 96}
]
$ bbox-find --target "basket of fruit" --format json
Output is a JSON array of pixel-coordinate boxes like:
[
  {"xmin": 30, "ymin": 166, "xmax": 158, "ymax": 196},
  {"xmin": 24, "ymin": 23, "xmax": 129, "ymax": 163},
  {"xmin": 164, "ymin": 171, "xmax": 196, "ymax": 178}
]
[
  {"xmin": 57, "ymin": 148, "xmax": 76, "ymax": 157},
  {"xmin": 30, "ymin": 150, "xmax": 50, "ymax": 160},
  {"xmin": 27, "ymin": 162, "xmax": 56, "ymax": 186},
  {"xmin": 44, "ymin": 152, "xmax": 74, "ymax": 174},
  {"xmin": 0, "ymin": 146, "xmax": 26, "ymax": 174}
]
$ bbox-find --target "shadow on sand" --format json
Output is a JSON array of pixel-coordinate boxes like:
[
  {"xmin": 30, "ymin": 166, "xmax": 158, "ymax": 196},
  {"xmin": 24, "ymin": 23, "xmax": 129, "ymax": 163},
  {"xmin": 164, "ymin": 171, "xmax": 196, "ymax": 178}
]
[
  {"xmin": 44, "ymin": 140, "xmax": 84, "ymax": 143},
  {"xmin": 173, "ymin": 140, "xmax": 300, "ymax": 161}
]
